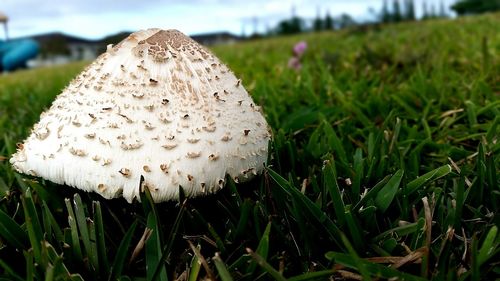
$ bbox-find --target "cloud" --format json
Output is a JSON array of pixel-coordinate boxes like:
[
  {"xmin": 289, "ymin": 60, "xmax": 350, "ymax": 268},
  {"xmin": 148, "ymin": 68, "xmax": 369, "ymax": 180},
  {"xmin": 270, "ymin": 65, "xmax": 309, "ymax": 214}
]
[{"xmin": 2, "ymin": 0, "xmax": 154, "ymax": 18}]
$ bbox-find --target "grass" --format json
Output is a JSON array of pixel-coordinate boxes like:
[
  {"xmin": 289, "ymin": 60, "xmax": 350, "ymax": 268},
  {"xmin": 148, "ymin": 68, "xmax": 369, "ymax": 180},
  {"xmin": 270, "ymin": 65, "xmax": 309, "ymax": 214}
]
[{"xmin": 0, "ymin": 13, "xmax": 499, "ymax": 280}]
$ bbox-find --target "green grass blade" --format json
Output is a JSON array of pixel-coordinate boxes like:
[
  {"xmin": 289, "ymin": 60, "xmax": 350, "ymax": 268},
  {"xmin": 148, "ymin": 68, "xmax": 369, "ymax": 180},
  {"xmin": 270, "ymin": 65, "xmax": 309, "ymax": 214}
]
[
  {"xmin": 454, "ymin": 176, "xmax": 466, "ymax": 229},
  {"xmin": 351, "ymin": 148, "xmax": 364, "ymax": 202},
  {"xmin": 266, "ymin": 167, "xmax": 292, "ymax": 196},
  {"xmin": 391, "ymin": 95, "xmax": 418, "ymax": 117},
  {"xmin": 14, "ymin": 174, "xmax": 30, "ymax": 193},
  {"xmin": 72, "ymin": 194, "xmax": 97, "ymax": 271},
  {"xmin": 340, "ymin": 233, "xmax": 371, "ymax": 281},
  {"xmin": 24, "ymin": 250, "xmax": 34, "ymax": 281},
  {"xmin": 44, "ymin": 264, "xmax": 55, "ymax": 281},
  {"xmin": 465, "ymin": 100, "xmax": 477, "ymax": 126},
  {"xmin": 146, "ymin": 212, "xmax": 167, "ymax": 281},
  {"xmin": 404, "ymin": 165, "xmax": 452, "ymax": 196},
  {"xmin": 352, "ymin": 174, "xmax": 391, "ymax": 212},
  {"xmin": 87, "ymin": 214, "xmax": 99, "ymax": 274},
  {"xmin": 485, "ymin": 115, "xmax": 499, "ymax": 143},
  {"xmin": 287, "ymin": 270, "xmax": 335, "ymax": 281},
  {"xmin": 0, "ymin": 208, "xmax": 28, "ymax": 250},
  {"xmin": 188, "ymin": 245, "xmax": 201, "ymax": 281},
  {"xmin": 246, "ymin": 248, "xmax": 286, "ymax": 281},
  {"xmin": 374, "ymin": 169, "xmax": 404, "ymax": 212},
  {"xmin": 373, "ymin": 218, "xmax": 425, "ymax": 242},
  {"xmin": 388, "ymin": 117, "xmax": 401, "ymax": 154},
  {"xmin": 213, "ymin": 253, "xmax": 234, "ymax": 281},
  {"xmin": 0, "ymin": 259, "xmax": 24, "ymax": 281},
  {"xmin": 151, "ymin": 199, "xmax": 187, "ymax": 281},
  {"xmin": 64, "ymin": 198, "xmax": 83, "ymax": 264},
  {"xmin": 140, "ymin": 177, "xmax": 163, "ymax": 244},
  {"xmin": 41, "ymin": 201, "xmax": 64, "ymax": 246},
  {"xmin": 233, "ymin": 199, "xmax": 252, "ymax": 239},
  {"xmin": 477, "ymin": 225, "xmax": 499, "ymax": 266},
  {"xmin": 268, "ymin": 167, "xmax": 343, "ymax": 248},
  {"xmin": 227, "ymin": 177, "xmax": 242, "ymax": 207},
  {"xmin": 207, "ymin": 222, "xmax": 226, "ymax": 253},
  {"xmin": 247, "ymin": 222, "xmax": 271, "ymax": 275},
  {"xmin": 324, "ymin": 121, "xmax": 347, "ymax": 164},
  {"xmin": 471, "ymin": 235, "xmax": 480, "ymax": 281},
  {"xmin": 322, "ymin": 160, "xmax": 346, "ymax": 225},
  {"xmin": 22, "ymin": 189, "xmax": 44, "ymax": 265},
  {"xmin": 93, "ymin": 201, "xmax": 110, "ymax": 275},
  {"xmin": 344, "ymin": 210, "xmax": 364, "ymax": 251},
  {"xmin": 476, "ymin": 143, "xmax": 486, "ymax": 203},
  {"xmin": 110, "ymin": 220, "xmax": 138, "ymax": 280},
  {"xmin": 0, "ymin": 176, "xmax": 8, "ymax": 197},
  {"xmin": 43, "ymin": 241, "xmax": 73, "ymax": 278}
]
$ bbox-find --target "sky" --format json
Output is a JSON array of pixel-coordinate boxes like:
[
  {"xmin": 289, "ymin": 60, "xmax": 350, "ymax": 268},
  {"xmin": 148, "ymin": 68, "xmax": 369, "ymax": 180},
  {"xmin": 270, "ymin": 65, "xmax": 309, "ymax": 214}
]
[{"xmin": 1, "ymin": 0, "xmax": 457, "ymax": 40}]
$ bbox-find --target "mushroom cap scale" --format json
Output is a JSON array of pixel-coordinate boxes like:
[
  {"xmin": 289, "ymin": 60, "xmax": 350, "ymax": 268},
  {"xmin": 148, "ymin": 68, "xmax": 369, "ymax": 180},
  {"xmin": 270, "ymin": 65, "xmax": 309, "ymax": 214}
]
[{"xmin": 10, "ymin": 29, "xmax": 271, "ymax": 203}]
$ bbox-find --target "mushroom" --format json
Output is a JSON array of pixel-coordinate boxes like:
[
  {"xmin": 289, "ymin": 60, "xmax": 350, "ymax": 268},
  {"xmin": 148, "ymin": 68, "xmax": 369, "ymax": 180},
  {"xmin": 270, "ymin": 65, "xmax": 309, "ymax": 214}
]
[{"xmin": 10, "ymin": 29, "xmax": 271, "ymax": 203}]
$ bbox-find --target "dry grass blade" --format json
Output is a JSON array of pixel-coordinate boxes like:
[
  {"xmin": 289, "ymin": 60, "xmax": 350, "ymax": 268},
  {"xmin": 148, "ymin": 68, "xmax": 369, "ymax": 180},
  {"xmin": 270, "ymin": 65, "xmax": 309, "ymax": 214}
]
[
  {"xmin": 174, "ymin": 271, "xmax": 187, "ymax": 281},
  {"xmin": 422, "ymin": 197, "xmax": 432, "ymax": 278},
  {"xmin": 0, "ymin": 156, "xmax": 7, "ymax": 162},
  {"xmin": 461, "ymin": 227, "xmax": 469, "ymax": 262},
  {"xmin": 440, "ymin": 108, "xmax": 464, "ymax": 118},
  {"xmin": 435, "ymin": 227, "xmax": 456, "ymax": 268},
  {"xmin": 392, "ymin": 247, "xmax": 426, "ymax": 269},
  {"xmin": 188, "ymin": 240, "xmax": 216, "ymax": 281},
  {"xmin": 448, "ymin": 157, "xmax": 472, "ymax": 187},
  {"xmin": 128, "ymin": 227, "xmax": 153, "ymax": 266},
  {"xmin": 300, "ymin": 178, "xmax": 309, "ymax": 194},
  {"xmin": 332, "ymin": 254, "xmax": 424, "ymax": 271},
  {"xmin": 337, "ymin": 269, "xmax": 363, "ymax": 280},
  {"xmin": 366, "ymin": 256, "xmax": 422, "ymax": 265},
  {"xmin": 183, "ymin": 234, "xmax": 217, "ymax": 248}
]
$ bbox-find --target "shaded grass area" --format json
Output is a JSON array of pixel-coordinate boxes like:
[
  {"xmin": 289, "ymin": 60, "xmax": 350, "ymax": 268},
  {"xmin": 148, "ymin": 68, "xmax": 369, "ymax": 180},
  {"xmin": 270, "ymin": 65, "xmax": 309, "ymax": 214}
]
[{"xmin": 0, "ymin": 13, "xmax": 499, "ymax": 280}]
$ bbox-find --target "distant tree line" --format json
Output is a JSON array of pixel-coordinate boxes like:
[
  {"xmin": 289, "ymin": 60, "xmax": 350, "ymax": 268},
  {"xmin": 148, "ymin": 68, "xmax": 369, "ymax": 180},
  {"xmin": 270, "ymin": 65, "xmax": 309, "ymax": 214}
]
[
  {"xmin": 381, "ymin": 0, "xmax": 415, "ymax": 22},
  {"xmin": 264, "ymin": 0, "xmax": 499, "ymax": 37},
  {"xmin": 380, "ymin": 0, "xmax": 449, "ymax": 23},
  {"xmin": 270, "ymin": 10, "xmax": 356, "ymax": 36},
  {"xmin": 451, "ymin": 0, "xmax": 500, "ymax": 15}
]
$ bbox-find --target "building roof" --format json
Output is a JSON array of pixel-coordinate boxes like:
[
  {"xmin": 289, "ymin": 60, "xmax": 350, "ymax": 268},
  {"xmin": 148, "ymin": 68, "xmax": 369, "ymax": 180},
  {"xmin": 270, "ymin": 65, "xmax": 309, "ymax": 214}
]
[{"xmin": 30, "ymin": 32, "xmax": 98, "ymax": 45}]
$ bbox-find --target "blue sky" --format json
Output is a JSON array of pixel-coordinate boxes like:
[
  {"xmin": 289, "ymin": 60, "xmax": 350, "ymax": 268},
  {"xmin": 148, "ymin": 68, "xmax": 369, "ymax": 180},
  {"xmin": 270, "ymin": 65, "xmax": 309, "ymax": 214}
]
[{"xmin": 1, "ymin": 0, "xmax": 457, "ymax": 39}]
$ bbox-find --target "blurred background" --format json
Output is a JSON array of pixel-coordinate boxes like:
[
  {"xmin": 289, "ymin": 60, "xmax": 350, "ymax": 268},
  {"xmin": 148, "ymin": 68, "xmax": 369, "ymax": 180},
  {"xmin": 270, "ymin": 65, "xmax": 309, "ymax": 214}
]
[{"xmin": 0, "ymin": 0, "xmax": 498, "ymax": 71}]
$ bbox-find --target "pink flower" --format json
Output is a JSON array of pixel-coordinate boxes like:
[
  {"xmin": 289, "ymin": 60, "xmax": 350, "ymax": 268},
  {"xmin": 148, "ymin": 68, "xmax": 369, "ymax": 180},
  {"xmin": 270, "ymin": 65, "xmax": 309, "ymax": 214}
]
[
  {"xmin": 287, "ymin": 41, "xmax": 307, "ymax": 71},
  {"xmin": 288, "ymin": 57, "xmax": 302, "ymax": 70},
  {"xmin": 293, "ymin": 41, "xmax": 307, "ymax": 57}
]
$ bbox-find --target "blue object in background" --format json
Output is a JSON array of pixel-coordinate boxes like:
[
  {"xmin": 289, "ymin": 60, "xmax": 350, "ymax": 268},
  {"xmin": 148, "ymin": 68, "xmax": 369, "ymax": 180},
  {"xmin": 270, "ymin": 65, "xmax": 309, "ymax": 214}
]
[{"xmin": 0, "ymin": 39, "xmax": 39, "ymax": 71}]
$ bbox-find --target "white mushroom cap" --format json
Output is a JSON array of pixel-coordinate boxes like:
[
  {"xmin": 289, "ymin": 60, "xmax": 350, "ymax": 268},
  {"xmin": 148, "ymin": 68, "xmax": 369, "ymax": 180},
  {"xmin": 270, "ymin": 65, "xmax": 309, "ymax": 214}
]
[{"xmin": 10, "ymin": 29, "xmax": 271, "ymax": 203}]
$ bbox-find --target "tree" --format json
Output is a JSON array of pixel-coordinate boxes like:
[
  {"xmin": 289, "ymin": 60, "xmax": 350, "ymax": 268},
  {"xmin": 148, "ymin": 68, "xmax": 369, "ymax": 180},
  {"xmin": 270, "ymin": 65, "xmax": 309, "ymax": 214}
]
[
  {"xmin": 276, "ymin": 16, "xmax": 304, "ymax": 35},
  {"xmin": 324, "ymin": 10, "xmax": 334, "ymax": 29},
  {"xmin": 430, "ymin": 4, "xmax": 437, "ymax": 18},
  {"xmin": 422, "ymin": 1, "xmax": 429, "ymax": 19},
  {"xmin": 451, "ymin": 0, "xmax": 500, "ymax": 15},
  {"xmin": 313, "ymin": 17, "xmax": 323, "ymax": 31},
  {"xmin": 338, "ymin": 13, "xmax": 357, "ymax": 29},
  {"xmin": 313, "ymin": 8, "xmax": 324, "ymax": 31},
  {"xmin": 392, "ymin": 0, "xmax": 403, "ymax": 22},
  {"xmin": 439, "ymin": 1, "xmax": 448, "ymax": 17},
  {"xmin": 381, "ymin": 0, "xmax": 391, "ymax": 23},
  {"xmin": 404, "ymin": 0, "xmax": 416, "ymax": 21}
]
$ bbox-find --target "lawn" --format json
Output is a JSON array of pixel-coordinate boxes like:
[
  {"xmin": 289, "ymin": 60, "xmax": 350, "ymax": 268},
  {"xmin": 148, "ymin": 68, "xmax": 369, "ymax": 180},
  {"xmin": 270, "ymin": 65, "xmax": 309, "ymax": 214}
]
[{"xmin": 0, "ymin": 13, "xmax": 499, "ymax": 280}]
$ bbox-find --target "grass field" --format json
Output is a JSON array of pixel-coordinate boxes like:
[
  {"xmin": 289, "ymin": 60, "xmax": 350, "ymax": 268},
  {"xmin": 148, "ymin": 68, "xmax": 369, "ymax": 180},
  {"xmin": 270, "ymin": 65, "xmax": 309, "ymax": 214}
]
[{"xmin": 0, "ymin": 13, "xmax": 499, "ymax": 280}]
